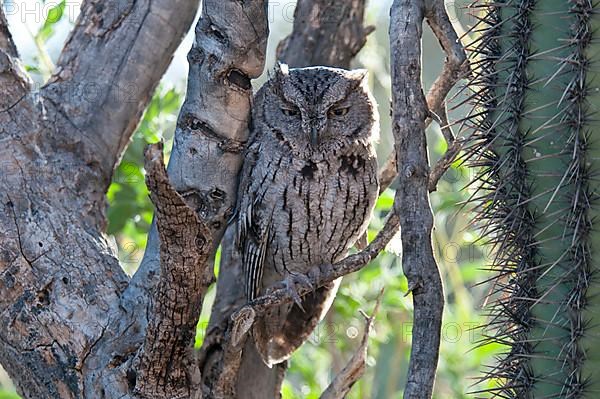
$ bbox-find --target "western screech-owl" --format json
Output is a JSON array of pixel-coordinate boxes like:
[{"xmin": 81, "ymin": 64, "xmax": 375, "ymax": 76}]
[{"xmin": 236, "ymin": 63, "xmax": 379, "ymax": 366}]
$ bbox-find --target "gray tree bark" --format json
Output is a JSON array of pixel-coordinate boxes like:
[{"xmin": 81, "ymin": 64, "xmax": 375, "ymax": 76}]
[{"xmin": 0, "ymin": 0, "xmax": 465, "ymax": 397}]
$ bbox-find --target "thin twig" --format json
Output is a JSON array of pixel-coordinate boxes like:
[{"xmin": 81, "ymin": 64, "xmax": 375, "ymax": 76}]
[
  {"xmin": 232, "ymin": 211, "xmax": 399, "ymax": 320},
  {"xmin": 320, "ymin": 289, "xmax": 384, "ymax": 399},
  {"xmin": 428, "ymin": 105, "xmax": 466, "ymax": 192}
]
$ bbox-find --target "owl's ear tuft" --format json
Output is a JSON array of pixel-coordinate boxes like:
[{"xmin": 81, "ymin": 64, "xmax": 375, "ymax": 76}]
[
  {"xmin": 347, "ymin": 69, "xmax": 369, "ymax": 87},
  {"xmin": 273, "ymin": 62, "xmax": 290, "ymax": 82},
  {"xmin": 270, "ymin": 62, "xmax": 290, "ymax": 97}
]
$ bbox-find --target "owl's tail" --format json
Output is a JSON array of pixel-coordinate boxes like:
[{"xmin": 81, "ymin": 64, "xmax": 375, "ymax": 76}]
[{"xmin": 251, "ymin": 278, "xmax": 341, "ymax": 367}]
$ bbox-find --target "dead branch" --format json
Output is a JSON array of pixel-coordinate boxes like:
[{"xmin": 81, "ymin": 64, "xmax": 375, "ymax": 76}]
[
  {"xmin": 131, "ymin": 143, "xmax": 213, "ymax": 397},
  {"xmin": 319, "ymin": 290, "xmax": 383, "ymax": 399}
]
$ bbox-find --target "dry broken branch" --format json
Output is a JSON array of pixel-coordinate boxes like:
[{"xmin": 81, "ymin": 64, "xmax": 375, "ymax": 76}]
[
  {"xmin": 319, "ymin": 290, "xmax": 383, "ymax": 399},
  {"xmin": 133, "ymin": 143, "xmax": 213, "ymax": 398}
]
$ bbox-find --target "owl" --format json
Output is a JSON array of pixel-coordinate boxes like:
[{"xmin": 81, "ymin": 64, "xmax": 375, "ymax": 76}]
[{"xmin": 236, "ymin": 63, "xmax": 379, "ymax": 366}]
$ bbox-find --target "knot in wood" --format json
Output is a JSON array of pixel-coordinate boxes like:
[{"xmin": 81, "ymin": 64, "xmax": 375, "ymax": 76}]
[
  {"xmin": 195, "ymin": 232, "xmax": 207, "ymax": 250},
  {"xmin": 187, "ymin": 47, "xmax": 204, "ymax": 64}
]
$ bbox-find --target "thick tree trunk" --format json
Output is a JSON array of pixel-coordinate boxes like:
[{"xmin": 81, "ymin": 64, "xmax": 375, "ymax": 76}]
[{"xmin": 0, "ymin": 0, "xmax": 207, "ymax": 397}]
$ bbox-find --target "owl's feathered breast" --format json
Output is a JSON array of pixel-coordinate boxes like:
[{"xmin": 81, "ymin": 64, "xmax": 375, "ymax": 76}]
[{"xmin": 237, "ymin": 135, "xmax": 379, "ymax": 299}]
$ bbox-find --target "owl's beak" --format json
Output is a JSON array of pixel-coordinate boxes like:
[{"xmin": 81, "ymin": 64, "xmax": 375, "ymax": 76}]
[
  {"xmin": 310, "ymin": 125, "xmax": 319, "ymax": 146},
  {"xmin": 309, "ymin": 119, "xmax": 326, "ymax": 146}
]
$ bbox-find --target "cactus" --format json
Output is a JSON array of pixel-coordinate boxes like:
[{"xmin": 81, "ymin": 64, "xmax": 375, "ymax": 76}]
[{"xmin": 465, "ymin": 0, "xmax": 600, "ymax": 396}]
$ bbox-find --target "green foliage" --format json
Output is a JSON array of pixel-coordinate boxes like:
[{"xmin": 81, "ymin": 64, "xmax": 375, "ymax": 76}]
[
  {"xmin": 0, "ymin": 391, "xmax": 20, "ymax": 399},
  {"xmin": 36, "ymin": 0, "xmax": 66, "ymax": 43},
  {"xmin": 107, "ymin": 86, "xmax": 182, "ymax": 274}
]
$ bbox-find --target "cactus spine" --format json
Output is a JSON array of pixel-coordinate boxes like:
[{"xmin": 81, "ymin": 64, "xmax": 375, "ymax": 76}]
[{"xmin": 466, "ymin": 0, "xmax": 600, "ymax": 396}]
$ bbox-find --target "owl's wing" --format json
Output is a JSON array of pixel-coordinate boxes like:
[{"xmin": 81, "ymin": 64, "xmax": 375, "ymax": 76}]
[{"xmin": 236, "ymin": 142, "xmax": 271, "ymax": 301}]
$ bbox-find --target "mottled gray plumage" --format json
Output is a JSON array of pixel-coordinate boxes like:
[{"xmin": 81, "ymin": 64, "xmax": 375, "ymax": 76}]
[{"xmin": 236, "ymin": 64, "xmax": 379, "ymax": 366}]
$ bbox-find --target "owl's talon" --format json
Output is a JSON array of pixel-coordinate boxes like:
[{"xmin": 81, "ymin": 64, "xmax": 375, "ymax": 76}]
[
  {"xmin": 269, "ymin": 272, "xmax": 313, "ymax": 312},
  {"xmin": 307, "ymin": 263, "xmax": 334, "ymax": 285}
]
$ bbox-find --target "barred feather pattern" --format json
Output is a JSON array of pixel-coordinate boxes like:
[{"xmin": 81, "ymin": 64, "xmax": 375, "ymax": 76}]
[{"xmin": 236, "ymin": 66, "xmax": 379, "ymax": 366}]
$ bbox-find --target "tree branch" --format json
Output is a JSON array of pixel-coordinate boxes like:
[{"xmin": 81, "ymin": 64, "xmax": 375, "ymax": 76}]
[
  {"xmin": 122, "ymin": 0, "xmax": 269, "ymax": 397},
  {"xmin": 319, "ymin": 290, "xmax": 383, "ymax": 399},
  {"xmin": 0, "ymin": 51, "xmax": 31, "ymax": 113},
  {"xmin": 427, "ymin": 106, "xmax": 465, "ymax": 192},
  {"xmin": 388, "ymin": 0, "xmax": 454, "ymax": 396},
  {"xmin": 0, "ymin": 1, "xmax": 18, "ymax": 58},
  {"xmin": 230, "ymin": 211, "xmax": 398, "ymax": 327},
  {"xmin": 378, "ymin": 0, "xmax": 467, "ymax": 193},
  {"xmin": 127, "ymin": 0, "xmax": 269, "ymax": 311},
  {"xmin": 132, "ymin": 142, "xmax": 213, "ymax": 397},
  {"xmin": 40, "ymin": 0, "xmax": 200, "ymax": 186},
  {"xmin": 0, "ymin": 1, "xmax": 31, "ymax": 111},
  {"xmin": 277, "ymin": 0, "xmax": 373, "ymax": 68}
]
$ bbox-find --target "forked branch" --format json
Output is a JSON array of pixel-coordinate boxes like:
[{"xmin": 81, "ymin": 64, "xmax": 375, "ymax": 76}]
[
  {"xmin": 378, "ymin": 0, "xmax": 467, "ymax": 193},
  {"xmin": 40, "ymin": 0, "xmax": 200, "ymax": 185}
]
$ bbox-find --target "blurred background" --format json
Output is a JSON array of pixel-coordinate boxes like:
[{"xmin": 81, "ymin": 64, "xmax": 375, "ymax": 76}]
[{"xmin": 1, "ymin": 1, "xmax": 500, "ymax": 397}]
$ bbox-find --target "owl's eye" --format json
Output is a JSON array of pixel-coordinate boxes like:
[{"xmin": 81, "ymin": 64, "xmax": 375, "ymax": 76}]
[
  {"xmin": 329, "ymin": 107, "xmax": 349, "ymax": 117},
  {"xmin": 281, "ymin": 107, "xmax": 299, "ymax": 117}
]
